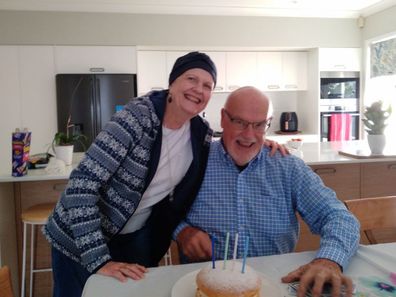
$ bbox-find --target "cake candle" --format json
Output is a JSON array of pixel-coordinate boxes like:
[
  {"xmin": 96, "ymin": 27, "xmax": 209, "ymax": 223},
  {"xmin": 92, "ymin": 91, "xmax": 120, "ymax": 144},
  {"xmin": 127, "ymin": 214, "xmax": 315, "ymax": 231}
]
[
  {"xmin": 223, "ymin": 232, "xmax": 230, "ymax": 269},
  {"xmin": 232, "ymin": 233, "xmax": 239, "ymax": 271},
  {"xmin": 211, "ymin": 235, "xmax": 215, "ymax": 269},
  {"xmin": 241, "ymin": 236, "xmax": 249, "ymax": 274}
]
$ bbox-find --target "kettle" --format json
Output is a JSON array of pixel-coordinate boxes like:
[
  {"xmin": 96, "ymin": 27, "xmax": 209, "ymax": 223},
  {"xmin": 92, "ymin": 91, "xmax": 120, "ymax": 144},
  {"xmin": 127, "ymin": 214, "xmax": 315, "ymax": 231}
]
[{"xmin": 280, "ymin": 112, "xmax": 298, "ymax": 132}]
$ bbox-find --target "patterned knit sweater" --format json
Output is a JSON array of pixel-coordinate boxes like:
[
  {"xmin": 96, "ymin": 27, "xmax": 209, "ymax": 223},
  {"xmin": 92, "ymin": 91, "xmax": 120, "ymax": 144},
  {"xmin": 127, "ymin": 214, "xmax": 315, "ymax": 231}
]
[{"xmin": 43, "ymin": 90, "xmax": 212, "ymax": 272}]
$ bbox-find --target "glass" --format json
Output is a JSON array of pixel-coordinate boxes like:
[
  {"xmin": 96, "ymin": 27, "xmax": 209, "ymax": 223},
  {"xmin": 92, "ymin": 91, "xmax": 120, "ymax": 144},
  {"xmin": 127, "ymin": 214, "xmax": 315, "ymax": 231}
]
[{"xmin": 223, "ymin": 109, "xmax": 271, "ymax": 132}]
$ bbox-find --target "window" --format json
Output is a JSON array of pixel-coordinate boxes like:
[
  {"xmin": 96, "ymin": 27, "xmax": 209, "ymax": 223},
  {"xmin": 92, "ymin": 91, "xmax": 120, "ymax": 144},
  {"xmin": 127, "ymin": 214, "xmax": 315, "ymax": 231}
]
[{"xmin": 366, "ymin": 34, "xmax": 396, "ymax": 142}]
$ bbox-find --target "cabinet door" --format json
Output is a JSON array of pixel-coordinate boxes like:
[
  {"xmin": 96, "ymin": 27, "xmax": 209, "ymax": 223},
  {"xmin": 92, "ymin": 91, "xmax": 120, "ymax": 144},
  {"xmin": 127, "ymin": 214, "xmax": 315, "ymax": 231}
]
[
  {"xmin": 137, "ymin": 51, "xmax": 168, "ymax": 95},
  {"xmin": 226, "ymin": 52, "xmax": 257, "ymax": 92},
  {"xmin": 257, "ymin": 52, "xmax": 282, "ymax": 91},
  {"xmin": 282, "ymin": 52, "xmax": 307, "ymax": 90},
  {"xmin": 54, "ymin": 46, "xmax": 137, "ymax": 73},
  {"xmin": 361, "ymin": 161, "xmax": 396, "ymax": 197},
  {"xmin": 19, "ymin": 46, "xmax": 57, "ymax": 155},
  {"xmin": 0, "ymin": 46, "xmax": 20, "ymax": 171},
  {"xmin": 310, "ymin": 163, "xmax": 361, "ymax": 200},
  {"xmin": 165, "ymin": 51, "xmax": 189, "ymax": 75},
  {"xmin": 295, "ymin": 163, "xmax": 361, "ymax": 252},
  {"xmin": 203, "ymin": 51, "xmax": 226, "ymax": 92},
  {"xmin": 319, "ymin": 48, "xmax": 361, "ymax": 71}
]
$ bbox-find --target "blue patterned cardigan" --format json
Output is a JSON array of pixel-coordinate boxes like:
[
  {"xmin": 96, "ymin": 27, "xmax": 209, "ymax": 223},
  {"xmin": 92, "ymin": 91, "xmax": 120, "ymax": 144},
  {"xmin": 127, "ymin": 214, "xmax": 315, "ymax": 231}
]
[{"xmin": 43, "ymin": 90, "xmax": 212, "ymax": 272}]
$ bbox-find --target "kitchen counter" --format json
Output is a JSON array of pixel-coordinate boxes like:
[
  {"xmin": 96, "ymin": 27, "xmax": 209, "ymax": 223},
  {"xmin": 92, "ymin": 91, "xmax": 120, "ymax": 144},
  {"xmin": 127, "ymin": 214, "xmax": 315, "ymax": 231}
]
[{"xmin": 1, "ymin": 141, "xmax": 396, "ymax": 182}]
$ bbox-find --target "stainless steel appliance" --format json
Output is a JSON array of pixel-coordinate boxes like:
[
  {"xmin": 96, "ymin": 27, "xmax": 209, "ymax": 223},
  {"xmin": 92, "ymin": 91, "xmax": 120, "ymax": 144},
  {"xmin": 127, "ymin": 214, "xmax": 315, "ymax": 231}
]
[
  {"xmin": 56, "ymin": 74, "xmax": 137, "ymax": 151},
  {"xmin": 320, "ymin": 71, "xmax": 360, "ymax": 141}
]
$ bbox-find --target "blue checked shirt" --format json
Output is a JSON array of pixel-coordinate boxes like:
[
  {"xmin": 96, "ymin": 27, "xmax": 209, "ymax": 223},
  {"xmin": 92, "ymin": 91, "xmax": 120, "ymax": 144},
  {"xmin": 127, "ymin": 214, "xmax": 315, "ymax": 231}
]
[{"xmin": 174, "ymin": 140, "xmax": 360, "ymax": 269}]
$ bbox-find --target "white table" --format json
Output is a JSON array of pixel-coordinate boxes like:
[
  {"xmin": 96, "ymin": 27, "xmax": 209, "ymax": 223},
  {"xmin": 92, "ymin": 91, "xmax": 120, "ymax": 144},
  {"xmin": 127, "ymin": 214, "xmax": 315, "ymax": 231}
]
[{"xmin": 82, "ymin": 243, "xmax": 396, "ymax": 297}]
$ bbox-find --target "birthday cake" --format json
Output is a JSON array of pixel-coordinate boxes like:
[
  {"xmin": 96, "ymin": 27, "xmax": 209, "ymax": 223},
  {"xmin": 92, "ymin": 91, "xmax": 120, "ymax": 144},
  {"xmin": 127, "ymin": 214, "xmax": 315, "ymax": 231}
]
[{"xmin": 195, "ymin": 261, "xmax": 262, "ymax": 297}]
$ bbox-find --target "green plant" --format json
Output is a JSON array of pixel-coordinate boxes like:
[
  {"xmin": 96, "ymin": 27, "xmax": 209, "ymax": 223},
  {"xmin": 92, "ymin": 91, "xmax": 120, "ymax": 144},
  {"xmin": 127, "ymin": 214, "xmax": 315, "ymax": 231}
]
[
  {"xmin": 52, "ymin": 117, "xmax": 87, "ymax": 151},
  {"xmin": 362, "ymin": 100, "xmax": 392, "ymax": 135}
]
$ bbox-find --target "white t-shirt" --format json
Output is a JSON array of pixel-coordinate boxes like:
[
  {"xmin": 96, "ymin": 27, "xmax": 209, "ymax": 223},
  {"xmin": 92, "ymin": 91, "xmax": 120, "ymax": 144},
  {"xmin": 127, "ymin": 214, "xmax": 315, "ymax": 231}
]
[{"xmin": 120, "ymin": 121, "xmax": 193, "ymax": 234}]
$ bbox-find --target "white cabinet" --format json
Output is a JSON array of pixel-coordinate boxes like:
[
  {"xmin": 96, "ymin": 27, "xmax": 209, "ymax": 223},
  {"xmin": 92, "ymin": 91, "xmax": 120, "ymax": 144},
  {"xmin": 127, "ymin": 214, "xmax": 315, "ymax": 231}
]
[
  {"xmin": 137, "ymin": 51, "xmax": 168, "ymax": 95},
  {"xmin": 226, "ymin": 52, "xmax": 257, "ymax": 92},
  {"xmin": 137, "ymin": 50, "xmax": 227, "ymax": 95},
  {"xmin": 282, "ymin": 52, "xmax": 307, "ymax": 90},
  {"xmin": 19, "ymin": 46, "xmax": 57, "ymax": 155},
  {"xmin": 257, "ymin": 52, "xmax": 282, "ymax": 91},
  {"xmin": 319, "ymin": 48, "xmax": 361, "ymax": 71},
  {"xmin": 0, "ymin": 46, "xmax": 21, "ymax": 171},
  {"xmin": 203, "ymin": 51, "xmax": 227, "ymax": 92},
  {"xmin": 0, "ymin": 46, "xmax": 56, "ymax": 172},
  {"xmin": 136, "ymin": 50, "xmax": 308, "ymax": 94},
  {"xmin": 257, "ymin": 51, "xmax": 307, "ymax": 91},
  {"xmin": 54, "ymin": 46, "xmax": 137, "ymax": 73}
]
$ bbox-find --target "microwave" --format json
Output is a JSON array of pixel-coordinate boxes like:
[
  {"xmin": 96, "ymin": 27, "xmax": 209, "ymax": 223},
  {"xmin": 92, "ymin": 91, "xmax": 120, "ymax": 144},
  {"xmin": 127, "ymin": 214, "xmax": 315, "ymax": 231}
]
[{"xmin": 320, "ymin": 71, "xmax": 360, "ymax": 100}]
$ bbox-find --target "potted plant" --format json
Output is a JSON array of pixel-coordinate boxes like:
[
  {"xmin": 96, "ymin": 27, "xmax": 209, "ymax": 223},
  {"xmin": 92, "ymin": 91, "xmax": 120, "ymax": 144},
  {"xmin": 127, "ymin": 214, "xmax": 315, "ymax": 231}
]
[
  {"xmin": 52, "ymin": 118, "xmax": 87, "ymax": 165},
  {"xmin": 362, "ymin": 100, "xmax": 392, "ymax": 155}
]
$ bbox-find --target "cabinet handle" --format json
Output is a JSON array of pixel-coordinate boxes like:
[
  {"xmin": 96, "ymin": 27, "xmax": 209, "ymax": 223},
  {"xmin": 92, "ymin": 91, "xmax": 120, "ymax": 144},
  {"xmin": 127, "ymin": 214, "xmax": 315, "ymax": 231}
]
[
  {"xmin": 53, "ymin": 183, "xmax": 67, "ymax": 192},
  {"xmin": 314, "ymin": 168, "xmax": 336, "ymax": 175},
  {"xmin": 284, "ymin": 84, "xmax": 298, "ymax": 89},
  {"xmin": 333, "ymin": 64, "xmax": 346, "ymax": 69},
  {"xmin": 267, "ymin": 85, "xmax": 280, "ymax": 89},
  {"xmin": 388, "ymin": 164, "xmax": 396, "ymax": 170},
  {"xmin": 214, "ymin": 86, "xmax": 224, "ymax": 91},
  {"xmin": 228, "ymin": 85, "xmax": 240, "ymax": 91},
  {"xmin": 150, "ymin": 87, "xmax": 164, "ymax": 91}
]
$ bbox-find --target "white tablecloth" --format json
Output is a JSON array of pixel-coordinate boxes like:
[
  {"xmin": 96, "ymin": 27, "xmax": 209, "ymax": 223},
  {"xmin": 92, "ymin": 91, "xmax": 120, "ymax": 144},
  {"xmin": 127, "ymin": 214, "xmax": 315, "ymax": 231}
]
[{"xmin": 82, "ymin": 243, "xmax": 396, "ymax": 297}]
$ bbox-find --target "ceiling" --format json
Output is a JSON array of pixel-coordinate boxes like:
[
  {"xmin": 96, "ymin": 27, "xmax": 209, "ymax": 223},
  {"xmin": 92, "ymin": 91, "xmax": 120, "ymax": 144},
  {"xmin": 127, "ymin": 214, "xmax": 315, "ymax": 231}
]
[{"xmin": 0, "ymin": 0, "xmax": 396, "ymax": 18}]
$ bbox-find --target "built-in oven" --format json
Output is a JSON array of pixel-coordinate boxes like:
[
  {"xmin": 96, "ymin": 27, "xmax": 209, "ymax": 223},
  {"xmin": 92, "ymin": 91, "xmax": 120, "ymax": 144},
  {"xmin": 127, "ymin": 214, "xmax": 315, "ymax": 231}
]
[
  {"xmin": 320, "ymin": 71, "xmax": 360, "ymax": 141},
  {"xmin": 320, "ymin": 112, "xmax": 360, "ymax": 142}
]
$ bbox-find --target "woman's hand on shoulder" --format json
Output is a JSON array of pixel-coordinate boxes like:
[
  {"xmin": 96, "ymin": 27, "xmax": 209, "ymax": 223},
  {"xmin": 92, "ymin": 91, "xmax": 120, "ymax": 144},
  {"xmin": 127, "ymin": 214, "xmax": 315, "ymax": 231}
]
[{"xmin": 264, "ymin": 139, "xmax": 289, "ymax": 156}]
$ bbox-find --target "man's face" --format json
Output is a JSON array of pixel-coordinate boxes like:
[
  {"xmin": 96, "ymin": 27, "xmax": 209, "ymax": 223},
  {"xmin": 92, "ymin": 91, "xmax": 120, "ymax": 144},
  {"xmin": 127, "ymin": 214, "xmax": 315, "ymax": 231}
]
[{"xmin": 220, "ymin": 89, "xmax": 270, "ymax": 166}]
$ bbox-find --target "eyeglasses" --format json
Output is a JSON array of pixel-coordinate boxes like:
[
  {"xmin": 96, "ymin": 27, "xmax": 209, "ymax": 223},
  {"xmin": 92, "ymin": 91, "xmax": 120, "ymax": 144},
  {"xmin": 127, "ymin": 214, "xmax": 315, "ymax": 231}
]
[{"xmin": 223, "ymin": 109, "xmax": 272, "ymax": 132}]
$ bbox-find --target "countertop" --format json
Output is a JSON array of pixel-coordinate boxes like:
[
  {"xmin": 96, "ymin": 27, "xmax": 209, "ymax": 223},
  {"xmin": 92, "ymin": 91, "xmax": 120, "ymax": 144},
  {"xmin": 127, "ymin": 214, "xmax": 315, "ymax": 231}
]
[{"xmin": 1, "ymin": 140, "xmax": 396, "ymax": 182}]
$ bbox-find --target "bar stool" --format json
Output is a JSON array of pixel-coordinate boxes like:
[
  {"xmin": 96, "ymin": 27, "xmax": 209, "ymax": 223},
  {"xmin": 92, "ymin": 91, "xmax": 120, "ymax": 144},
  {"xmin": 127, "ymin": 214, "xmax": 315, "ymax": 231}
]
[{"xmin": 20, "ymin": 203, "xmax": 55, "ymax": 297}]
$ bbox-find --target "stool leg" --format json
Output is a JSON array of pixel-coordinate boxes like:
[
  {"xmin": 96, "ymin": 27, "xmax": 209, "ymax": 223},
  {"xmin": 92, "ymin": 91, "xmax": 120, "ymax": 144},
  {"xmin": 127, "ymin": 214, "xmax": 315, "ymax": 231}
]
[
  {"xmin": 21, "ymin": 222, "xmax": 27, "ymax": 297},
  {"xmin": 29, "ymin": 224, "xmax": 35, "ymax": 297}
]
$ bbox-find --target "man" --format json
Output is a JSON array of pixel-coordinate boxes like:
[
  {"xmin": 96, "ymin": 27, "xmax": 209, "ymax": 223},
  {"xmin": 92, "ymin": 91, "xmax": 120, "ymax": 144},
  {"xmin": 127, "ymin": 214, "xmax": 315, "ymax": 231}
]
[{"xmin": 174, "ymin": 86, "xmax": 360, "ymax": 297}]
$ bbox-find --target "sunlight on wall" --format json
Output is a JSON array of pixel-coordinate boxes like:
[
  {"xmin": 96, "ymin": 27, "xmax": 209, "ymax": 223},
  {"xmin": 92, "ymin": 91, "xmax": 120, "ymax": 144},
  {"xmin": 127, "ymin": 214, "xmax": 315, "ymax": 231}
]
[{"xmin": 365, "ymin": 75, "xmax": 396, "ymax": 142}]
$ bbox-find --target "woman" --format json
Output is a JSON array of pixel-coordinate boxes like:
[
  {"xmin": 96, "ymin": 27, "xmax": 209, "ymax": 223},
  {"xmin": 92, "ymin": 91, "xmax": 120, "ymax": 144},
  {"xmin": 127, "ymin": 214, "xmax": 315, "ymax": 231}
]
[{"xmin": 44, "ymin": 52, "xmax": 283, "ymax": 297}]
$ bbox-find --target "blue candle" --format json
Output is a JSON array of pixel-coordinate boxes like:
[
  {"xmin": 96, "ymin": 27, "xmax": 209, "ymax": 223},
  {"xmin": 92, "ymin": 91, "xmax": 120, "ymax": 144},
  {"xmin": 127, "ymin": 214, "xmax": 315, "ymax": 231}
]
[
  {"xmin": 242, "ymin": 236, "xmax": 250, "ymax": 274},
  {"xmin": 211, "ymin": 235, "xmax": 215, "ymax": 269},
  {"xmin": 223, "ymin": 232, "xmax": 230, "ymax": 269}
]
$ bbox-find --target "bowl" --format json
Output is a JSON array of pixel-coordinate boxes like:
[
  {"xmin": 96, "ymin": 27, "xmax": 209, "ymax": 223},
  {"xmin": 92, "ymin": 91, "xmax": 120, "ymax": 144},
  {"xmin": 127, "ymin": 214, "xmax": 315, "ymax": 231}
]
[{"xmin": 286, "ymin": 138, "xmax": 303, "ymax": 150}]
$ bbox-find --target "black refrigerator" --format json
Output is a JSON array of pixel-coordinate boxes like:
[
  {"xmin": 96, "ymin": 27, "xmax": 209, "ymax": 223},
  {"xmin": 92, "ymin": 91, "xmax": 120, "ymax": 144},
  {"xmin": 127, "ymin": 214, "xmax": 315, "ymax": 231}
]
[{"xmin": 56, "ymin": 73, "xmax": 137, "ymax": 152}]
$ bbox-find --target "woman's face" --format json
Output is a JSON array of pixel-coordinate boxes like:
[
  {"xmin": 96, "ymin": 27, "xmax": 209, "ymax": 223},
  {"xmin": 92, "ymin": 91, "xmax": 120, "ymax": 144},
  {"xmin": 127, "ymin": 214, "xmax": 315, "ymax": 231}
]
[{"xmin": 168, "ymin": 68, "xmax": 214, "ymax": 118}]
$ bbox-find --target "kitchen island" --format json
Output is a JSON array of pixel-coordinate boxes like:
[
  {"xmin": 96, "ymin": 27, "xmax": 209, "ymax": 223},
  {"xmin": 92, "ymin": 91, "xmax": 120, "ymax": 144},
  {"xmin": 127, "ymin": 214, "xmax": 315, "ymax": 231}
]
[{"xmin": 1, "ymin": 141, "xmax": 396, "ymax": 297}]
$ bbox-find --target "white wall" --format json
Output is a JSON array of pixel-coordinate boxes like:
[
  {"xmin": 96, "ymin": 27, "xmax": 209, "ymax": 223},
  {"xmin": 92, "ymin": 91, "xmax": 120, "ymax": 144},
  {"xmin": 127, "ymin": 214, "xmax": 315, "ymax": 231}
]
[
  {"xmin": 0, "ymin": 11, "xmax": 361, "ymax": 47},
  {"xmin": 362, "ymin": 5, "xmax": 396, "ymax": 42}
]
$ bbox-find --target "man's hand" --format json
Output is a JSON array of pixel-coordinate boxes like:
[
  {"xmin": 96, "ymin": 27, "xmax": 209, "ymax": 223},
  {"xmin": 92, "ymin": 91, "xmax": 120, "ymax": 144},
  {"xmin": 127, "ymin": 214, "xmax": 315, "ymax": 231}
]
[
  {"xmin": 281, "ymin": 258, "xmax": 354, "ymax": 297},
  {"xmin": 176, "ymin": 226, "xmax": 212, "ymax": 262},
  {"xmin": 264, "ymin": 139, "xmax": 289, "ymax": 156},
  {"xmin": 97, "ymin": 261, "xmax": 147, "ymax": 282}
]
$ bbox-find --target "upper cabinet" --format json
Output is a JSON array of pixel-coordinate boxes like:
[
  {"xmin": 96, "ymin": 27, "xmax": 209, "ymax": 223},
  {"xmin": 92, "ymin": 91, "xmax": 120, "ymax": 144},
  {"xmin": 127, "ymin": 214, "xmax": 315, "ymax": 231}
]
[
  {"xmin": 54, "ymin": 46, "xmax": 137, "ymax": 73},
  {"xmin": 137, "ymin": 50, "xmax": 308, "ymax": 95},
  {"xmin": 226, "ymin": 52, "xmax": 258, "ymax": 92},
  {"xmin": 257, "ymin": 52, "xmax": 282, "ymax": 91},
  {"xmin": 257, "ymin": 51, "xmax": 307, "ymax": 91},
  {"xmin": 137, "ymin": 51, "xmax": 168, "ymax": 95},
  {"xmin": 319, "ymin": 48, "xmax": 361, "ymax": 71},
  {"xmin": 282, "ymin": 52, "xmax": 308, "ymax": 90}
]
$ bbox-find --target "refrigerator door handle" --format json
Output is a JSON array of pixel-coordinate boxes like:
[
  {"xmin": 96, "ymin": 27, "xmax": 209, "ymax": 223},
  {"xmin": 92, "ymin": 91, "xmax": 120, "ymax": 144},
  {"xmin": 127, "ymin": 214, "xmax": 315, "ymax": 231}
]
[{"xmin": 94, "ymin": 77, "xmax": 102, "ymax": 136}]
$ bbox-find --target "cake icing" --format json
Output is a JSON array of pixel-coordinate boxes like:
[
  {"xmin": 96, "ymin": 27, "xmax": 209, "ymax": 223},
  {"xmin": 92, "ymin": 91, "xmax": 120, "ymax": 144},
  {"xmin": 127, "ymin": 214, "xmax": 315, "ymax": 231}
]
[{"xmin": 196, "ymin": 261, "xmax": 261, "ymax": 297}]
